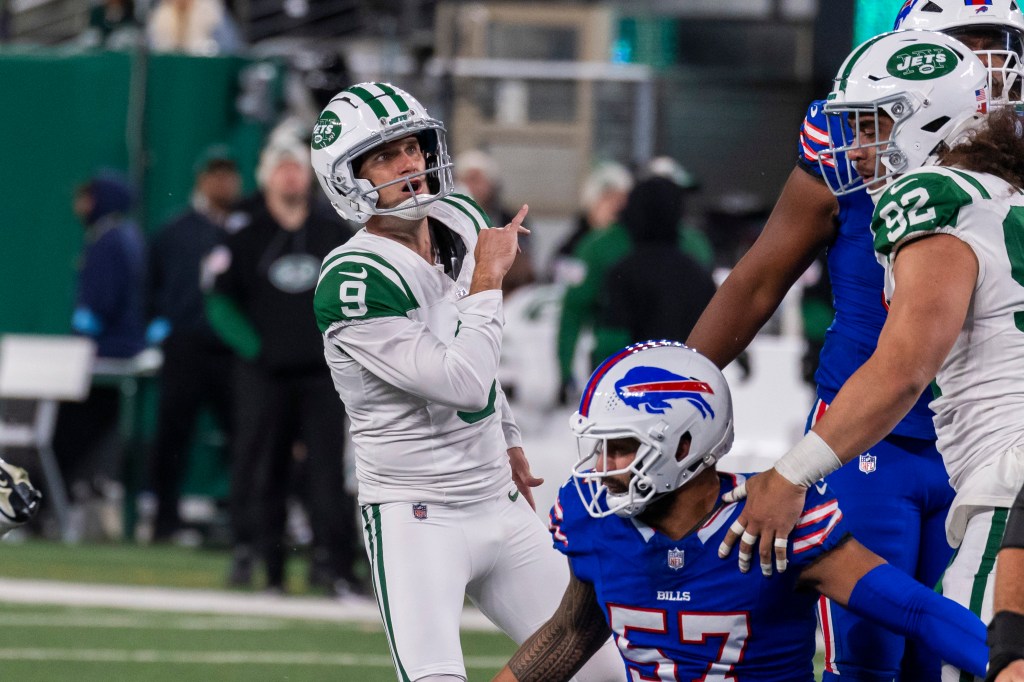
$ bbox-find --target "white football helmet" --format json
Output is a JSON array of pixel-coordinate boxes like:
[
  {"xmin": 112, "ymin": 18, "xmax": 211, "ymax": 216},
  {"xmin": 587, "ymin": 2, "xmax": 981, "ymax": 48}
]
[
  {"xmin": 819, "ymin": 30, "xmax": 988, "ymax": 196},
  {"xmin": 894, "ymin": 0, "xmax": 1024, "ymax": 106},
  {"xmin": 570, "ymin": 341, "xmax": 734, "ymax": 519},
  {"xmin": 310, "ymin": 82, "xmax": 454, "ymax": 223}
]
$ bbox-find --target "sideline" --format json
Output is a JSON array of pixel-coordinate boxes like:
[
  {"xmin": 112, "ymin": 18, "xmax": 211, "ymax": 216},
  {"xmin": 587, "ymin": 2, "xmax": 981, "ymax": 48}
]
[{"xmin": 0, "ymin": 578, "xmax": 499, "ymax": 631}]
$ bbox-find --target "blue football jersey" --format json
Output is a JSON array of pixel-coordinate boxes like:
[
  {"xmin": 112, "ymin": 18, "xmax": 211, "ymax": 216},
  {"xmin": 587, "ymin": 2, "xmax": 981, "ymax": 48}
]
[
  {"xmin": 797, "ymin": 100, "xmax": 935, "ymax": 439},
  {"xmin": 550, "ymin": 473, "xmax": 849, "ymax": 681}
]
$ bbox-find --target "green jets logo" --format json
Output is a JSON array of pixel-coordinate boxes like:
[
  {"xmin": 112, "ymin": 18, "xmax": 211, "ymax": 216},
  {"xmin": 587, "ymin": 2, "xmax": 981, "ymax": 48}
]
[
  {"xmin": 311, "ymin": 111, "xmax": 343, "ymax": 150},
  {"xmin": 887, "ymin": 44, "xmax": 958, "ymax": 80}
]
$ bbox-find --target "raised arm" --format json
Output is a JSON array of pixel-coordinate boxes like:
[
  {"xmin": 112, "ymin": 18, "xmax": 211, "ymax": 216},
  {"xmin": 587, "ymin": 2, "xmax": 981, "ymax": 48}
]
[
  {"xmin": 492, "ymin": 569, "xmax": 612, "ymax": 682},
  {"xmin": 721, "ymin": 233, "xmax": 977, "ymax": 572},
  {"xmin": 686, "ymin": 167, "xmax": 837, "ymax": 368}
]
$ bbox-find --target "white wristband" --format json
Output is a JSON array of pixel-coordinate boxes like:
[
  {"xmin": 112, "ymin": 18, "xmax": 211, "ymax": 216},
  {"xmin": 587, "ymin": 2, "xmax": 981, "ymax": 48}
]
[{"xmin": 774, "ymin": 431, "xmax": 842, "ymax": 488}]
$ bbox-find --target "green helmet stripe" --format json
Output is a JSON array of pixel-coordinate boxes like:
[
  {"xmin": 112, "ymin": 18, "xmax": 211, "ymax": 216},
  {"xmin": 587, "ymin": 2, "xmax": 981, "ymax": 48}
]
[
  {"xmin": 346, "ymin": 85, "xmax": 389, "ymax": 119},
  {"xmin": 836, "ymin": 33, "xmax": 891, "ymax": 94},
  {"xmin": 375, "ymin": 83, "xmax": 411, "ymax": 113}
]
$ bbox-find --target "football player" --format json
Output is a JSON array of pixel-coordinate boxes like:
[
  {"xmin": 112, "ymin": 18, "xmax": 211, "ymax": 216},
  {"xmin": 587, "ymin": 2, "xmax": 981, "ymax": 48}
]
[
  {"xmin": 0, "ymin": 458, "xmax": 41, "ymax": 536},
  {"xmin": 718, "ymin": 29, "xmax": 1024, "ymax": 682},
  {"xmin": 310, "ymin": 83, "xmax": 623, "ymax": 682},
  {"xmin": 687, "ymin": 2, "xmax": 1024, "ymax": 679},
  {"xmin": 492, "ymin": 341, "xmax": 988, "ymax": 681}
]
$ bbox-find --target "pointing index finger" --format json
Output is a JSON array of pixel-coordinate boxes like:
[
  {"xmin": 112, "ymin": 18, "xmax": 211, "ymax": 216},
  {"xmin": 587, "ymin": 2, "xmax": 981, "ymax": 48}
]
[{"xmin": 507, "ymin": 204, "xmax": 530, "ymax": 232}]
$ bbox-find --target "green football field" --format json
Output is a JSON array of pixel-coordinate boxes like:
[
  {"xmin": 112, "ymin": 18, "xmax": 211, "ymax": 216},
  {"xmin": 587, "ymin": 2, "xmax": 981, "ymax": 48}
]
[
  {"xmin": 0, "ymin": 603, "xmax": 516, "ymax": 681},
  {"xmin": 0, "ymin": 540, "xmax": 517, "ymax": 681},
  {"xmin": 0, "ymin": 539, "xmax": 826, "ymax": 680}
]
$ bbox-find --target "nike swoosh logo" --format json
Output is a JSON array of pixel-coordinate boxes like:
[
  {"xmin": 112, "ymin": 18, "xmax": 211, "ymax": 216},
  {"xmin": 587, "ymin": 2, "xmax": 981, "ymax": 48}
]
[
  {"xmin": 508, "ymin": 490, "xmax": 520, "ymax": 502},
  {"xmin": 345, "ymin": 267, "xmax": 368, "ymax": 280},
  {"xmin": 810, "ymin": 105, "xmax": 819, "ymax": 117},
  {"xmin": 815, "ymin": 481, "xmax": 828, "ymax": 495}
]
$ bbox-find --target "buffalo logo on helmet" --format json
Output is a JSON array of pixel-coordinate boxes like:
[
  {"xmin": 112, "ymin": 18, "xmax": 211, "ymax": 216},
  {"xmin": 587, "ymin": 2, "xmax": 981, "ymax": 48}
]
[
  {"xmin": 893, "ymin": 0, "xmax": 921, "ymax": 28},
  {"xmin": 614, "ymin": 366, "xmax": 715, "ymax": 417}
]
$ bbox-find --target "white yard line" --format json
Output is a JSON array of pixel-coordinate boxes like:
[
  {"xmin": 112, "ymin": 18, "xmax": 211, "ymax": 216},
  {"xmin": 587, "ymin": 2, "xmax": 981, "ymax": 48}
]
[
  {"xmin": 0, "ymin": 578, "xmax": 499, "ymax": 631},
  {"xmin": 0, "ymin": 647, "xmax": 508, "ymax": 668}
]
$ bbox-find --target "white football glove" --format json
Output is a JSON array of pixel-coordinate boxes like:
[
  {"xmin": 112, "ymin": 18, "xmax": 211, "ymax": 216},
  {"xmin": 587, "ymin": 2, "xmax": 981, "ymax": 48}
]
[{"xmin": 0, "ymin": 458, "xmax": 41, "ymax": 535}]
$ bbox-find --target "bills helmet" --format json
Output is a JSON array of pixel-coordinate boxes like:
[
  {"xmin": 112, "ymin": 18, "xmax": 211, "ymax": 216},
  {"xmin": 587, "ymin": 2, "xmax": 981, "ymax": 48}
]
[
  {"xmin": 310, "ymin": 82, "xmax": 454, "ymax": 223},
  {"xmin": 820, "ymin": 30, "xmax": 988, "ymax": 196},
  {"xmin": 571, "ymin": 341, "xmax": 734, "ymax": 519}
]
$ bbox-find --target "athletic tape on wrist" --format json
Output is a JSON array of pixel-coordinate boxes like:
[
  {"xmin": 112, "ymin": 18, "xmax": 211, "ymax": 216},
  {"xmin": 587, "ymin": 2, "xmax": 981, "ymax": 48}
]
[
  {"xmin": 774, "ymin": 431, "xmax": 842, "ymax": 489},
  {"xmin": 986, "ymin": 611, "xmax": 1024, "ymax": 682}
]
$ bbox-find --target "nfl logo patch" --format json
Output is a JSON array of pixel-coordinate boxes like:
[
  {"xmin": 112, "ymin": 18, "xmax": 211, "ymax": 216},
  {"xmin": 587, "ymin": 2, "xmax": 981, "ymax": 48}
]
[
  {"xmin": 412, "ymin": 503, "xmax": 428, "ymax": 520},
  {"xmin": 859, "ymin": 453, "xmax": 877, "ymax": 474},
  {"xmin": 667, "ymin": 548, "xmax": 684, "ymax": 570}
]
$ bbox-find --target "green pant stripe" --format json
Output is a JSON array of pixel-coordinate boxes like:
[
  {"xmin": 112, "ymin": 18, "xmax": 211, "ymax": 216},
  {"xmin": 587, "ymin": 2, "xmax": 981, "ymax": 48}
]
[
  {"xmin": 375, "ymin": 82, "xmax": 410, "ymax": 112},
  {"xmin": 958, "ymin": 508, "xmax": 1008, "ymax": 682},
  {"xmin": 347, "ymin": 85, "xmax": 389, "ymax": 119},
  {"xmin": 363, "ymin": 504, "xmax": 410, "ymax": 682}
]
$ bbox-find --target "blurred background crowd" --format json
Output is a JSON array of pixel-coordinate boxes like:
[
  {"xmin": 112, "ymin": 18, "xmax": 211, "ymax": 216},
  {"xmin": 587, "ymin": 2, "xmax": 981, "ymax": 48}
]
[{"xmin": 0, "ymin": 0, "xmax": 895, "ymax": 594}]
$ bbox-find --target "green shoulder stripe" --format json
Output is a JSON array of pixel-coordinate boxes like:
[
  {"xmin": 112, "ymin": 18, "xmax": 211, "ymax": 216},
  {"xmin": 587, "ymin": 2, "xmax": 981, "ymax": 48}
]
[
  {"xmin": 872, "ymin": 170, "xmax": 974, "ymax": 257},
  {"xmin": 442, "ymin": 193, "xmax": 490, "ymax": 233},
  {"xmin": 947, "ymin": 168, "xmax": 991, "ymax": 199},
  {"xmin": 314, "ymin": 255, "xmax": 418, "ymax": 332}
]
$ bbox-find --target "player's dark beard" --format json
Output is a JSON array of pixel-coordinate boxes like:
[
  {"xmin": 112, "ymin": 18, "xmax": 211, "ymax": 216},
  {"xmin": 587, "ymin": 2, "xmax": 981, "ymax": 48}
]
[{"xmin": 638, "ymin": 489, "xmax": 676, "ymax": 526}]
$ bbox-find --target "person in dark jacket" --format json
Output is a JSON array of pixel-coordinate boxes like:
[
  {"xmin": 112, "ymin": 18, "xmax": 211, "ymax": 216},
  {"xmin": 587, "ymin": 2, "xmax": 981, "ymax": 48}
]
[
  {"xmin": 145, "ymin": 145, "xmax": 241, "ymax": 542},
  {"xmin": 54, "ymin": 170, "xmax": 146, "ymax": 528},
  {"xmin": 591, "ymin": 175, "xmax": 717, "ymax": 362},
  {"xmin": 205, "ymin": 136, "xmax": 360, "ymax": 595}
]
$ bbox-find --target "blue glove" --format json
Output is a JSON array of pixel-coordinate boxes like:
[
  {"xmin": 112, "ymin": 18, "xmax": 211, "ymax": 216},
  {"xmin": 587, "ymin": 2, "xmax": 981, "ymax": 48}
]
[
  {"xmin": 146, "ymin": 317, "xmax": 172, "ymax": 346},
  {"xmin": 71, "ymin": 306, "xmax": 103, "ymax": 337}
]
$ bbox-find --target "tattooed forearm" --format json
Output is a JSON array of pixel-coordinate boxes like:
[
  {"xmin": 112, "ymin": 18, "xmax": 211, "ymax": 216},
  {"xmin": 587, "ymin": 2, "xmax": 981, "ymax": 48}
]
[{"xmin": 506, "ymin": 573, "xmax": 612, "ymax": 682}]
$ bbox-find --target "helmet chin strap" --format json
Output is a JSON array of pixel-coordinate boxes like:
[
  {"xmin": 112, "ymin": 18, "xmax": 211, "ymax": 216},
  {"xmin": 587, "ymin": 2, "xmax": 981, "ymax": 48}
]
[{"xmin": 385, "ymin": 193, "xmax": 442, "ymax": 221}]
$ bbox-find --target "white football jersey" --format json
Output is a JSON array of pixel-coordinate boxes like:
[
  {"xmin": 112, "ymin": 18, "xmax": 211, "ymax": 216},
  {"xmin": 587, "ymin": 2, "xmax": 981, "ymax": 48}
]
[
  {"xmin": 314, "ymin": 194, "xmax": 521, "ymax": 504},
  {"xmin": 873, "ymin": 167, "xmax": 1024, "ymax": 545}
]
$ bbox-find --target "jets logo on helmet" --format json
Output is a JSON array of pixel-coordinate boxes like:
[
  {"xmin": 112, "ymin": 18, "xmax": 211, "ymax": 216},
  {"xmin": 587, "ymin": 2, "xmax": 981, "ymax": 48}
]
[
  {"xmin": 310, "ymin": 82, "xmax": 455, "ymax": 224},
  {"xmin": 893, "ymin": 0, "xmax": 1024, "ymax": 107},
  {"xmin": 819, "ymin": 30, "xmax": 989, "ymax": 196},
  {"xmin": 614, "ymin": 366, "xmax": 716, "ymax": 417},
  {"xmin": 311, "ymin": 111, "xmax": 343, "ymax": 150},
  {"xmin": 571, "ymin": 341, "xmax": 734, "ymax": 519},
  {"xmin": 887, "ymin": 43, "xmax": 959, "ymax": 78}
]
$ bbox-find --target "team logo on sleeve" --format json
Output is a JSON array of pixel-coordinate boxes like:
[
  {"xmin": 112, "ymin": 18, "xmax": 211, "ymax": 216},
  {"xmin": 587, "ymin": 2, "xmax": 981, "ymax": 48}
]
[
  {"xmin": 615, "ymin": 366, "xmax": 715, "ymax": 417},
  {"xmin": 667, "ymin": 548, "xmax": 685, "ymax": 570},
  {"xmin": 858, "ymin": 453, "xmax": 877, "ymax": 474}
]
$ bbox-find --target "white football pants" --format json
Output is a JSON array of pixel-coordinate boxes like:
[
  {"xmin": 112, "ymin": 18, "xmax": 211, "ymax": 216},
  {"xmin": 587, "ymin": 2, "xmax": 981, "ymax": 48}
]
[{"xmin": 361, "ymin": 487, "xmax": 622, "ymax": 682}]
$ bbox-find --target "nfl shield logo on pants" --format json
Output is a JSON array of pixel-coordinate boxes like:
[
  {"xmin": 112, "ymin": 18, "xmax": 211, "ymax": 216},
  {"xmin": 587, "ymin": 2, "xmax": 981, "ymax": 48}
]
[
  {"xmin": 667, "ymin": 548, "xmax": 684, "ymax": 570},
  {"xmin": 859, "ymin": 453, "xmax": 877, "ymax": 474},
  {"xmin": 412, "ymin": 503, "xmax": 428, "ymax": 520}
]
